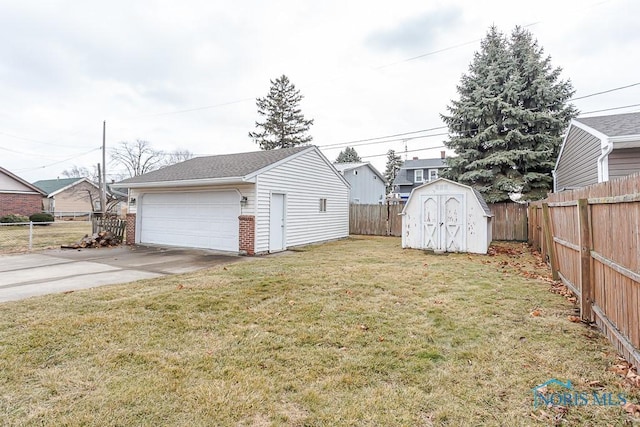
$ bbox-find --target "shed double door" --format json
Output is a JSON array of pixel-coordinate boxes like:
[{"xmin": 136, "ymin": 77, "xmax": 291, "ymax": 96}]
[{"xmin": 422, "ymin": 194, "xmax": 464, "ymax": 252}]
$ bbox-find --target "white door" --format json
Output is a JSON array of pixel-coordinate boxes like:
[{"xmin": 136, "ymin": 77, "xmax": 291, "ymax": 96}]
[
  {"xmin": 139, "ymin": 191, "xmax": 240, "ymax": 251},
  {"xmin": 422, "ymin": 194, "xmax": 464, "ymax": 251},
  {"xmin": 269, "ymin": 193, "xmax": 285, "ymax": 252}
]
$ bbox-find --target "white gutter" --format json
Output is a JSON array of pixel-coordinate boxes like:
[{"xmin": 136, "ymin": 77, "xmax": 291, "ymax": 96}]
[{"xmin": 111, "ymin": 176, "xmax": 253, "ymax": 189}]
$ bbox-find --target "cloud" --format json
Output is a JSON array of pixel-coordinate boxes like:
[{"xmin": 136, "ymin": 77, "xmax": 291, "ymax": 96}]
[{"xmin": 366, "ymin": 6, "xmax": 463, "ymax": 53}]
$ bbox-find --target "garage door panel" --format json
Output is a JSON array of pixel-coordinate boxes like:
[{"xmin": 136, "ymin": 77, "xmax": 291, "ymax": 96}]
[{"xmin": 139, "ymin": 191, "xmax": 240, "ymax": 251}]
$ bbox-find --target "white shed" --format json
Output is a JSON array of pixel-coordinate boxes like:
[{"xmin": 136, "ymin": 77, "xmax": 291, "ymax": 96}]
[{"xmin": 401, "ymin": 178, "xmax": 492, "ymax": 254}]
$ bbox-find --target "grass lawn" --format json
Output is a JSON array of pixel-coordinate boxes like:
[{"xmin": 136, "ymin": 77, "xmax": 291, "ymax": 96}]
[
  {"xmin": 0, "ymin": 236, "xmax": 638, "ymax": 426},
  {"xmin": 0, "ymin": 221, "xmax": 92, "ymax": 254}
]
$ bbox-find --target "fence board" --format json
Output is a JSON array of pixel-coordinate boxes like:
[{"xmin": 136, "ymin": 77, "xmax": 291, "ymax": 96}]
[
  {"xmin": 488, "ymin": 202, "xmax": 528, "ymax": 241},
  {"xmin": 349, "ymin": 204, "xmax": 402, "ymax": 236},
  {"xmin": 529, "ymin": 172, "xmax": 640, "ymax": 367}
]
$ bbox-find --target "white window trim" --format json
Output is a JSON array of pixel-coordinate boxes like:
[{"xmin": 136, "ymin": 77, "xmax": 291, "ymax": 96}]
[
  {"xmin": 428, "ymin": 169, "xmax": 438, "ymax": 181},
  {"xmin": 414, "ymin": 169, "xmax": 424, "ymax": 183}
]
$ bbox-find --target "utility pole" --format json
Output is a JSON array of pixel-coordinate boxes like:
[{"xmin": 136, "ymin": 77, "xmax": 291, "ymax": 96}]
[{"xmin": 100, "ymin": 120, "xmax": 107, "ymax": 217}]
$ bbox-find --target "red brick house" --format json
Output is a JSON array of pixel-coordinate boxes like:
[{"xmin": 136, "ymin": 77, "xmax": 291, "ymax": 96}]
[{"xmin": 0, "ymin": 166, "xmax": 46, "ymax": 217}]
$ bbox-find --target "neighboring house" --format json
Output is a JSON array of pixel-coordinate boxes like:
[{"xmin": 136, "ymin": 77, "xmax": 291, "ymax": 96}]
[
  {"xmin": 114, "ymin": 146, "xmax": 350, "ymax": 255},
  {"xmin": 392, "ymin": 152, "xmax": 448, "ymax": 200},
  {"xmin": 401, "ymin": 178, "xmax": 492, "ymax": 254},
  {"xmin": 554, "ymin": 112, "xmax": 640, "ymax": 191},
  {"xmin": 333, "ymin": 162, "xmax": 386, "ymax": 204},
  {"xmin": 33, "ymin": 177, "xmax": 101, "ymax": 218},
  {"xmin": 0, "ymin": 166, "xmax": 46, "ymax": 217}
]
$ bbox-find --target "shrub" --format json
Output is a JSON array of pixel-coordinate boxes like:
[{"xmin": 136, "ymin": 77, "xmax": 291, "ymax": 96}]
[
  {"xmin": 29, "ymin": 212, "xmax": 55, "ymax": 224},
  {"xmin": 0, "ymin": 214, "xmax": 30, "ymax": 223}
]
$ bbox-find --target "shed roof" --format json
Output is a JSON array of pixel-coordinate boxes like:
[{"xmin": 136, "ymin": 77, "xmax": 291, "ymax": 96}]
[{"xmin": 574, "ymin": 112, "xmax": 640, "ymax": 137}]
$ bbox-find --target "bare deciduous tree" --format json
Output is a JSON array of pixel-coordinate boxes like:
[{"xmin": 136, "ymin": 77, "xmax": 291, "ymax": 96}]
[
  {"xmin": 165, "ymin": 149, "xmax": 194, "ymax": 166},
  {"xmin": 110, "ymin": 140, "xmax": 166, "ymax": 178}
]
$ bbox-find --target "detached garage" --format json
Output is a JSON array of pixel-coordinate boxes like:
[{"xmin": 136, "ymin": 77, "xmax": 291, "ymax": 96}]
[
  {"xmin": 114, "ymin": 146, "xmax": 350, "ymax": 254},
  {"xmin": 401, "ymin": 178, "xmax": 492, "ymax": 254}
]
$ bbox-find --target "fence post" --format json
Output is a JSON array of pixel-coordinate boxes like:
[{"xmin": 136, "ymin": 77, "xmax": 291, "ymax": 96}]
[
  {"xmin": 29, "ymin": 221, "xmax": 33, "ymax": 251},
  {"xmin": 577, "ymin": 199, "xmax": 593, "ymax": 322},
  {"xmin": 541, "ymin": 203, "xmax": 559, "ymax": 280}
]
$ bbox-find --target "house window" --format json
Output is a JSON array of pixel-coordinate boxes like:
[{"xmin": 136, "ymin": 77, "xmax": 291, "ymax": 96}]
[
  {"xmin": 429, "ymin": 169, "xmax": 438, "ymax": 181},
  {"xmin": 319, "ymin": 198, "xmax": 327, "ymax": 212},
  {"xmin": 414, "ymin": 169, "xmax": 424, "ymax": 183}
]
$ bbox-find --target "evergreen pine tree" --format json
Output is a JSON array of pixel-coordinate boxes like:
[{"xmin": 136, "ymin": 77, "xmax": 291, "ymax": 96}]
[
  {"xmin": 442, "ymin": 26, "xmax": 577, "ymax": 202},
  {"xmin": 335, "ymin": 146, "xmax": 361, "ymax": 163},
  {"xmin": 383, "ymin": 149, "xmax": 403, "ymax": 194},
  {"xmin": 249, "ymin": 75, "xmax": 314, "ymax": 150}
]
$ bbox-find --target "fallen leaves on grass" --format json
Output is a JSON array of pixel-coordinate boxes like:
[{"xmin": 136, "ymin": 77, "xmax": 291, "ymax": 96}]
[
  {"xmin": 531, "ymin": 405, "xmax": 569, "ymax": 425},
  {"xmin": 567, "ymin": 315, "xmax": 582, "ymax": 323},
  {"xmin": 623, "ymin": 402, "xmax": 640, "ymax": 417},
  {"xmin": 530, "ymin": 309, "xmax": 542, "ymax": 317},
  {"xmin": 609, "ymin": 358, "xmax": 640, "ymax": 388}
]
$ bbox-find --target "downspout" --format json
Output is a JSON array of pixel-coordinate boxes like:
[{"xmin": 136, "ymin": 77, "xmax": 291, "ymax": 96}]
[{"xmin": 597, "ymin": 138, "xmax": 613, "ymax": 183}]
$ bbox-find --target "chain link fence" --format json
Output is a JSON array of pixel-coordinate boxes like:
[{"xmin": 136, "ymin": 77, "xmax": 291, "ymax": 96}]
[{"xmin": 0, "ymin": 221, "xmax": 92, "ymax": 254}]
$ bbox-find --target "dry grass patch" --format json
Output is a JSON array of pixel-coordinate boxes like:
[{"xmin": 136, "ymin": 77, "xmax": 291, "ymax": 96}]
[
  {"xmin": 0, "ymin": 236, "xmax": 638, "ymax": 426},
  {"xmin": 0, "ymin": 221, "xmax": 91, "ymax": 253}
]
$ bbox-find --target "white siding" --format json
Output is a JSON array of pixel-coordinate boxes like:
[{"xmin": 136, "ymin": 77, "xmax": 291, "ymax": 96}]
[{"xmin": 255, "ymin": 149, "xmax": 349, "ymax": 253}]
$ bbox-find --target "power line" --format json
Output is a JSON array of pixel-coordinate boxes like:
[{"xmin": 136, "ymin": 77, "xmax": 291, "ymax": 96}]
[
  {"xmin": 360, "ymin": 145, "xmax": 446, "ymax": 160},
  {"xmin": 0, "ymin": 131, "xmax": 84, "ymax": 148},
  {"xmin": 572, "ymin": 82, "xmax": 640, "ymax": 101},
  {"xmin": 580, "ymin": 103, "xmax": 640, "ymax": 115},
  {"xmin": 320, "ymin": 126, "xmax": 447, "ymax": 148},
  {"xmin": 14, "ymin": 147, "xmax": 102, "ymax": 172},
  {"xmin": 322, "ymin": 132, "xmax": 449, "ymax": 151}
]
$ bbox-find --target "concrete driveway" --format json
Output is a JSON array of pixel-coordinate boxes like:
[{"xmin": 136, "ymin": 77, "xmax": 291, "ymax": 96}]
[{"xmin": 0, "ymin": 245, "xmax": 245, "ymax": 303}]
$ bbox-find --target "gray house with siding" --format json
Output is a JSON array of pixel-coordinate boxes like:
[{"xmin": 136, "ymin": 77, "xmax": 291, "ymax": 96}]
[
  {"xmin": 392, "ymin": 152, "xmax": 448, "ymax": 200},
  {"xmin": 554, "ymin": 112, "xmax": 640, "ymax": 191},
  {"xmin": 333, "ymin": 162, "xmax": 386, "ymax": 204}
]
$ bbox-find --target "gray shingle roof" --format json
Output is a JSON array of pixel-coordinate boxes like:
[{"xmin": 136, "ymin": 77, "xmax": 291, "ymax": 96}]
[
  {"xmin": 401, "ymin": 158, "xmax": 447, "ymax": 169},
  {"xmin": 575, "ymin": 112, "xmax": 640, "ymax": 137},
  {"xmin": 472, "ymin": 188, "xmax": 492, "ymax": 216},
  {"xmin": 118, "ymin": 146, "xmax": 312, "ymax": 184}
]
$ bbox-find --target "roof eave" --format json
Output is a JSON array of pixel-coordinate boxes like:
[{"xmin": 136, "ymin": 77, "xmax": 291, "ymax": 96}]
[{"xmin": 113, "ymin": 176, "xmax": 253, "ymax": 189}]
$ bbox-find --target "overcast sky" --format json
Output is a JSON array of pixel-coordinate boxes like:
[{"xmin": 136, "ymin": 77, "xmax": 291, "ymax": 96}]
[{"xmin": 2, "ymin": 0, "xmax": 639, "ymax": 182}]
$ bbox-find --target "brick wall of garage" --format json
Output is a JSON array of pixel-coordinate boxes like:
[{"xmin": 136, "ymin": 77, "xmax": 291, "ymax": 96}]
[{"xmin": 0, "ymin": 193, "xmax": 44, "ymax": 217}]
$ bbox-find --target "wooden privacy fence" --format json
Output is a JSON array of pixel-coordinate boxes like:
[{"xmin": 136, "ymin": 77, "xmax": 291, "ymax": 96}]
[
  {"xmin": 488, "ymin": 202, "xmax": 528, "ymax": 241},
  {"xmin": 349, "ymin": 204, "xmax": 403, "ymax": 236},
  {"xmin": 349, "ymin": 202, "xmax": 528, "ymax": 241},
  {"xmin": 529, "ymin": 173, "xmax": 640, "ymax": 367}
]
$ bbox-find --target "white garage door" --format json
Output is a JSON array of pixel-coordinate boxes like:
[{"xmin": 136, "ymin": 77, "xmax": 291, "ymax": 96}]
[{"xmin": 139, "ymin": 191, "xmax": 240, "ymax": 251}]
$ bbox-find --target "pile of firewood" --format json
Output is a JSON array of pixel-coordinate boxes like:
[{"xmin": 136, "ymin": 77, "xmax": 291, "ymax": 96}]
[{"xmin": 61, "ymin": 231, "xmax": 121, "ymax": 249}]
